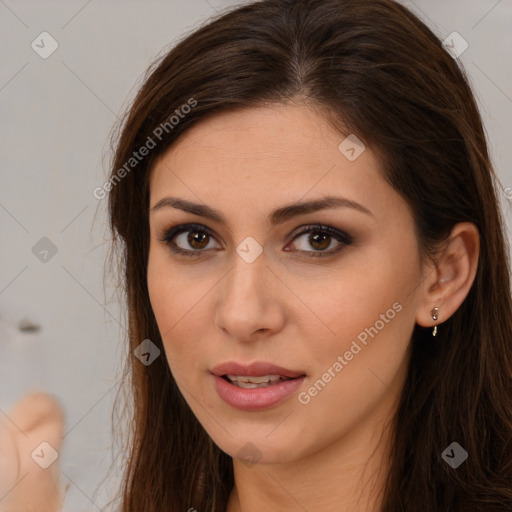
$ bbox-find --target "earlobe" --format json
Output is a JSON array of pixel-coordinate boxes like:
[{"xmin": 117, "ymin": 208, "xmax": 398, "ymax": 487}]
[{"xmin": 416, "ymin": 222, "xmax": 480, "ymax": 331}]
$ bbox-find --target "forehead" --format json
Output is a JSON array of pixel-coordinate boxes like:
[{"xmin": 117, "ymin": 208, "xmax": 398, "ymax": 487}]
[
  {"xmin": 152, "ymin": 103, "xmax": 369, "ymax": 170},
  {"xmin": 148, "ymin": 104, "xmax": 394, "ymax": 223}
]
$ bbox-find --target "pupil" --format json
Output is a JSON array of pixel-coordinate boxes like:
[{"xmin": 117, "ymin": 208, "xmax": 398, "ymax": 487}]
[
  {"xmin": 189, "ymin": 231, "xmax": 208, "ymax": 249},
  {"xmin": 310, "ymin": 232, "xmax": 330, "ymax": 250}
]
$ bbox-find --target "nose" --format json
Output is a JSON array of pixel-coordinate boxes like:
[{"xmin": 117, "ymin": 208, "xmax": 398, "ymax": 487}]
[{"xmin": 214, "ymin": 251, "xmax": 285, "ymax": 343}]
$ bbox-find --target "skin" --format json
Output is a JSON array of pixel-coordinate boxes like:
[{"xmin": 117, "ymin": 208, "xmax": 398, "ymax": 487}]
[
  {"xmin": 0, "ymin": 392, "xmax": 64, "ymax": 512},
  {"xmin": 147, "ymin": 102, "xmax": 479, "ymax": 512},
  {"xmin": 0, "ymin": 102, "xmax": 479, "ymax": 511}
]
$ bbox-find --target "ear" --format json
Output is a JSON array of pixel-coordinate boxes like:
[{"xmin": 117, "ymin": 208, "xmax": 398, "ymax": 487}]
[{"xmin": 415, "ymin": 222, "xmax": 480, "ymax": 329}]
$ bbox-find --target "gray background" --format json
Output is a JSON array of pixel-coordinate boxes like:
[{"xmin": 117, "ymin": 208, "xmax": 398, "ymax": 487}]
[{"xmin": 1, "ymin": 0, "xmax": 511, "ymax": 510}]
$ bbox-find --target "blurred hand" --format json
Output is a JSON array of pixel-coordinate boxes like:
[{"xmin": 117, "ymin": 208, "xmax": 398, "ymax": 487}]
[{"xmin": 0, "ymin": 392, "xmax": 64, "ymax": 512}]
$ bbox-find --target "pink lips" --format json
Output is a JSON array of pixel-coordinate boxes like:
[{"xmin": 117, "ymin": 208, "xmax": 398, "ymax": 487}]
[{"xmin": 210, "ymin": 361, "xmax": 306, "ymax": 411}]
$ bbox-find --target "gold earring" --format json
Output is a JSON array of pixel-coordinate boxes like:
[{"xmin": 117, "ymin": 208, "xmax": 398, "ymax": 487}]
[{"xmin": 431, "ymin": 307, "xmax": 439, "ymax": 336}]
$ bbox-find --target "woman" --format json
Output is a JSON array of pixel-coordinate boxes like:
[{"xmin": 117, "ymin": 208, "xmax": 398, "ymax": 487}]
[{"xmin": 2, "ymin": 0, "xmax": 511, "ymax": 510}]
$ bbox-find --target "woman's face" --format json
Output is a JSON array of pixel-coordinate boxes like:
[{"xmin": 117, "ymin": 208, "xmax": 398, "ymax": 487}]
[{"xmin": 147, "ymin": 103, "xmax": 427, "ymax": 465}]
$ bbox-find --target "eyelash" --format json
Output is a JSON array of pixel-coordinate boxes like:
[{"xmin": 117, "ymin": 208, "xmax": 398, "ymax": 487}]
[{"xmin": 158, "ymin": 222, "xmax": 353, "ymax": 258}]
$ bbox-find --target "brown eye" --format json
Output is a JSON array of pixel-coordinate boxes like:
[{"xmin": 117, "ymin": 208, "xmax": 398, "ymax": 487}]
[
  {"xmin": 186, "ymin": 230, "xmax": 210, "ymax": 249},
  {"xmin": 160, "ymin": 222, "xmax": 352, "ymax": 259},
  {"xmin": 287, "ymin": 224, "xmax": 353, "ymax": 257},
  {"xmin": 307, "ymin": 231, "xmax": 331, "ymax": 251},
  {"xmin": 160, "ymin": 223, "xmax": 221, "ymax": 256}
]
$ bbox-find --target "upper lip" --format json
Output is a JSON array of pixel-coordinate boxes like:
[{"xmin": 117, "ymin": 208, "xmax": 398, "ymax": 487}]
[{"xmin": 211, "ymin": 361, "xmax": 306, "ymax": 379}]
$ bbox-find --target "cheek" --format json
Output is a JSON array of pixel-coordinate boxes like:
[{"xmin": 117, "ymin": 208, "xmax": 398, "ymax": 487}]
[
  {"xmin": 290, "ymin": 277, "xmax": 416, "ymax": 457},
  {"xmin": 304, "ymin": 243, "xmax": 418, "ymax": 347},
  {"xmin": 147, "ymin": 248, "xmax": 212, "ymax": 378},
  {"xmin": 296, "ymin": 237, "xmax": 420, "ymax": 404},
  {"xmin": 147, "ymin": 266, "xmax": 216, "ymax": 424}
]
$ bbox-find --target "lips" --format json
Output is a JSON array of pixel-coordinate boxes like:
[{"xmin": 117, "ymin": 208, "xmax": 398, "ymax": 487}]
[
  {"xmin": 210, "ymin": 361, "xmax": 307, "ymax": 410},
  {"xmin": 210, "ymin": 361, "xmax": 306, "ymax": 380}
]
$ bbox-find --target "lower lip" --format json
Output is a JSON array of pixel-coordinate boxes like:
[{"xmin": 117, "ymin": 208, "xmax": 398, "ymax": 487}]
[{"xmin": 212, "ymin": 375, "xmax": 306, "ymax": 411}]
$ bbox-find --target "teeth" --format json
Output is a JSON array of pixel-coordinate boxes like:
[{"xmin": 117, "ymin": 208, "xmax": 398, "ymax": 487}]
[
  {"xmin": 226, "ymin": 374, "xmax": 291, "ymax": 388},
  {"xmin": 227, "ymin": 374, "xmax": 283, "ymax": 383}
]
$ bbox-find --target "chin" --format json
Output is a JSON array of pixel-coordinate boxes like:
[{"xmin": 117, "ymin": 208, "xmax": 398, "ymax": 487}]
[{"xmin": 209, "ymin": 428, "xmax": 306, "ymax": 466}]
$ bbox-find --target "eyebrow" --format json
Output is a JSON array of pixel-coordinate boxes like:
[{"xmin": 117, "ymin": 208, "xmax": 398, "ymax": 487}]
[{"xmin": 150, "ymin": 195, "xmax": 374, "ymax": 226}]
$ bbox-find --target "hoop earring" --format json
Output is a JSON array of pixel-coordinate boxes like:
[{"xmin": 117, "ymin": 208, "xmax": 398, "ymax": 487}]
[{"xmin": 431, "ymin": 307, "xmax": 439, "ymax": 336}]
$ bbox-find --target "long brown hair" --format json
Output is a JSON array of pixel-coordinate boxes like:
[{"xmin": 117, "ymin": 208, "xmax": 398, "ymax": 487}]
[{"xmin": 106, "ymin": 0, "xmax": 512, "ymax": 510}]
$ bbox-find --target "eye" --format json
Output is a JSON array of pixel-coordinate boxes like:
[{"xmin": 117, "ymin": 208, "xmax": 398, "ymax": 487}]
[
  {"xmin": 159, "ymin": 223, "xmax": 221, "ymax": 257},
  {"xmin": 286, "ymin": 223, "xmax": 353, "ymax": 257},
  {"xmin": 159, "ymin": 222, "xmax": 353, "ymax": 258}
]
